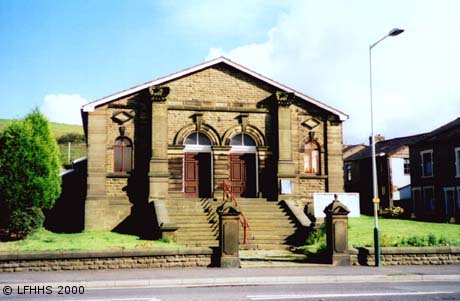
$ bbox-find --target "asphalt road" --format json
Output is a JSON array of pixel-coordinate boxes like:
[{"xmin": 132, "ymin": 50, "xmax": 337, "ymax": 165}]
[{"xmin": 3, "ymin": 281, "xmax": 460, "ymax": 301}]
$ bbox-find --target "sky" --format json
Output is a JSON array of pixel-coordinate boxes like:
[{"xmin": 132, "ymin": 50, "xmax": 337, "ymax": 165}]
[{"xmin": 1, "ymin": 0, "xmax": 459, "ymax": 144}]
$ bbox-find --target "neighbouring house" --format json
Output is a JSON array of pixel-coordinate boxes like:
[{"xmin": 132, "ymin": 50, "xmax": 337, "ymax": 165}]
[
  {"xmin": 344, "ymin": 134, "xmax": 425, "ymax": 215},
  {"xmin": 80, "ymin": 57, "xmax": 348, "ymax": 248},
  {"xmin": 343, "ymin": 144, "xmax": 366, "ymax": 160},
  {"xmin": 409, "ymin": 117, "xmax": 460, "ymax": 223}
]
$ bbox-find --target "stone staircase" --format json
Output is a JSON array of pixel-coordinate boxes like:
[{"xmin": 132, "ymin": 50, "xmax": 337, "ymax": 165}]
[
  {"xmin": 166, "ymin": 198, "xmax": 305, "ymax": 250},
  {"xmin": 166, "ymin": 198, "xmax": 219, "ymax": 248}
]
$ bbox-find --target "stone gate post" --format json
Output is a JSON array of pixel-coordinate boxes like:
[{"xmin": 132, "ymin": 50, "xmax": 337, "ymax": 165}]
[
  {"xmin": 217, "ymin": 203, "xmax": 241, "ymax": 268},
  {"xmin": 324, "ymin": 194, "xmax": 351, "ymax": 266}
]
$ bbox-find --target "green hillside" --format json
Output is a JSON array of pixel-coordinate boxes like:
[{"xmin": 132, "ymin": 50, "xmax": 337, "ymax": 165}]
[
  {"xmin": 1, "ymin": 119, "xmax": 86, "ymax": 165},
  {"xmin": 0, "ymin": 119, "xmax": 84, "ymax": 138}
]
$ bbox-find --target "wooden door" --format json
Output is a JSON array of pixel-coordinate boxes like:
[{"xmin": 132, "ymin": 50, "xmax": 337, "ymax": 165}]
[
  {"xmin": 184, "ymin": 152, "xmax": 212, "ymax": 198},
  {"xmin": 184, "ymin": 153, "xmax": 199, "ymax": 197},
  {"xmin": 230, "ymin": 153, "xmax": 256, "ymax": 198}
]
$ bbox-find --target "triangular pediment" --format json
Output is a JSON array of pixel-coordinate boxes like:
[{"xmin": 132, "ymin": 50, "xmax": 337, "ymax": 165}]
[{"xmin": 81, "ymin": 57, "xmax": 347, "ymax": 121}]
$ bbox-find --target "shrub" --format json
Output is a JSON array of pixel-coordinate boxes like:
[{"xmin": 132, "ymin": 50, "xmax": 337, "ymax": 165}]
[
  {"xmin": 294, "ymin": 224, "xmax": 327, "ymax": 256},
  {"xmin": 0, "ymin": 110, "xmax": 61, "ymax": 238},
  {"xmin": 381, "ymin": 206, "xmax": 404, "ymax": 218},
  {"xmin": 395, "ymin": 234, "xmax": 450, "ymax": 247},
  {"xmin": 8, "ymin": 207, "xmax": 45, "ymax": 239}
]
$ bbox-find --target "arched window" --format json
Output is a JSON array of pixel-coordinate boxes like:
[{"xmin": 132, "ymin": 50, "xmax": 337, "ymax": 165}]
[
  {"xmin": 303, "ymin": 141, "xmax": 320, "ymax": 175},
  {"xmin": 184, "ymin": 132, "xmax": 211, "ymax": 146},
  {"xmin": 114, "ymin": 137, "xmax": 133, "ymax": 173},
  {"xmin": 230, "ymin": 133, "xmax": 256, "ymax": 146}
]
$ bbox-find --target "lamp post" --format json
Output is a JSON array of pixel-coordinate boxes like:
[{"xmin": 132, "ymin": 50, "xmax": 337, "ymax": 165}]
[{"xmin": 369, "ymin": 28, "xmax": 404, "ymax": 267}]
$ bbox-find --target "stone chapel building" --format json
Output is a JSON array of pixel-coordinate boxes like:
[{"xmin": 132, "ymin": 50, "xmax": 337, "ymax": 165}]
[{"xmin": 81, "ymin": 57, "xmax": 348, "ymax": 248}]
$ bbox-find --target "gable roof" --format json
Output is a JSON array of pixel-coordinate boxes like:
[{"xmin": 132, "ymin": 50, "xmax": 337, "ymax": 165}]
[
  {"xmin": 412, "ymin": 117, "xmax": 460, "ymax": 144},
  {"xmin": 81, "ymin": 56, "xmax": 348, "ymax": 121},
  {"xmin": 346, "ymin": 133, "xmax": 427, "ymax": 161},
  {"xmin": 343, "ymin": 144, "xmax": 367, "ymax": 160}
]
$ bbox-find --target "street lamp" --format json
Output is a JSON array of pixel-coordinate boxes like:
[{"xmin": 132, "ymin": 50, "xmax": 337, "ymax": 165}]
[{"xmin": 369, "ymin": 27, "xmax": 404, "ymax": 267}]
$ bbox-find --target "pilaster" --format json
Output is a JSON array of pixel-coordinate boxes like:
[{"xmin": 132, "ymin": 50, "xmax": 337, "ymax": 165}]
[
  {"xmin": 276, "ymin": 91, "xmax": 296, "ymax": 178},
  {"xmin": 149, "ymin": 87, "xmax": 170, "ymax": 199}
]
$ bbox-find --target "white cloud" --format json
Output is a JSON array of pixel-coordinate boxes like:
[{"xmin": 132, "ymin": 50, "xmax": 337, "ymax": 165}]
[
  {"xmin": 39, "ymin": 94, "xmax": 87, "ymax": 125},
  {"xmin": 206, "ymin": 0, "xmax": 460, "ymax": 144}
]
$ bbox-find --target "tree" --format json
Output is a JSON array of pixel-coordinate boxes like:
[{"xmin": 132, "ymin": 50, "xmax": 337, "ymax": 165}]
[{"xmin": 0, "ymin": 110, "xmax": 61, "ymax": 237}]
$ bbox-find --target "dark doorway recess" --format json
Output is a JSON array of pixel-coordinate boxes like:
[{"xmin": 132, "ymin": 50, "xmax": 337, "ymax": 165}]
[{"xmin": 184, "ymin": 152, "xmax": 212, "ymax": 198}]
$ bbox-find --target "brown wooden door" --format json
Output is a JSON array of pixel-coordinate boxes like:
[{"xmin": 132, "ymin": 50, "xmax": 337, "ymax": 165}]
[
  {"xmin": 184, "ymin": 152, "xmax": 212, "ymax": 198},
  {"xmin": 230, "ymin": 153, "xmax": 256, "ymax": 198},
  {"xmin": 184, "ymin": 153, "xmax": 199, "ymax": 197}
]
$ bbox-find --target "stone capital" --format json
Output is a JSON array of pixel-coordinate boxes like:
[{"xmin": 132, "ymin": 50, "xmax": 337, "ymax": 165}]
[
  {"xmin": 149, "ymin": 86, "xmax": 170, "ymax": 102},
  {"xmin": 275, "ymin": 91, "xmax": 295, "ymax": 107}
]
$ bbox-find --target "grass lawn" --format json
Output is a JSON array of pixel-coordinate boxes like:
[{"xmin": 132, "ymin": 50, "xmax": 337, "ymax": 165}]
[
  {"xmin": 0, "ymin": 229, "xmax": 182, "ymax": 253},
  {"xmin": 58, "ymin": 142, "xmax": 87, "ymax": 165},
  {"xmin": 349, "ymin": 215, "xmax": 460, "ymax": 247}
]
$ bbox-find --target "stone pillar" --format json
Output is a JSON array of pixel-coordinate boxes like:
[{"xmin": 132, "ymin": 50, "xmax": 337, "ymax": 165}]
[
  {"xmin": 276, "ymin": 91, "xmax": 296, "ymax": 196},
  {"xmin": 324, "ymin": 194, "xmax": 351, "ymax": 266},
  {"xmin": 85, "ymin": 109, "xmax": 108, "ymax": 230},
  {"xmin": 148, "ymin": 87, "xmax": 170, "ymax": 199},
  {"xmin": 217, "ymin": 203, "xmax": 241, "ymax": 268}
]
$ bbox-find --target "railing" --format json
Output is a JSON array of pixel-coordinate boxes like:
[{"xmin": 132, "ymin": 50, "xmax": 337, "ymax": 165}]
[{"xmin": 222, "ymin": 181, "xmax": 250, "ymax": 244}]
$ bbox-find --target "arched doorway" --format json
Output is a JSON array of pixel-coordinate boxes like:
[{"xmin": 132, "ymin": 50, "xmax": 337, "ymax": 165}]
[
  {"xmin": 229, "ymin": 133, "xmax": 258, "ymax": 198},
  {"xmin": 183, "ymin": 132, "xmax": 213, "ymax": 198}
]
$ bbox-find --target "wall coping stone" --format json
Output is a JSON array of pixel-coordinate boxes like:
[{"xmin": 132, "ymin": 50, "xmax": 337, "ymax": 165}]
[
  {"xmin": 0, "ymin": 247, "xmax": 212, "ymax": 262},
  {"xmin": 351, "ymin": 246, "xmax": 460, "ymax": 255}
]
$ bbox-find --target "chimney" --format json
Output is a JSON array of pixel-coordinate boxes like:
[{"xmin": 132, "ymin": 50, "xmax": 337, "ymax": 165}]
[{"xmin": 369, "ymin": 134, "xmax": 385, "ymax": 145}]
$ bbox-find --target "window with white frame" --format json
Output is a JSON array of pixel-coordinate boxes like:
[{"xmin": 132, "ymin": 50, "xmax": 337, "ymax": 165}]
[
  {"xmin": 455, "ymin": 147, "xmax": 460, "ymax": 177},
  {"xmin": 345, "ymin": 163, "xmax": 352, "ymax": 181},
  {"xmin": 403, "ymin": 158, "xmax": 410, "ymax": 175},
  {"xmin": 457, "ymin": 187, "xmax": 460, "ymax": 211},
  {"xmin": 443, "ymin": 187, "xmax": 455, "ymax": 218},
  {"xmin": 421, "ymin": 149, "xmax": 433, "ymax": 177},
  {"xmin": 422, "ymin": 186, "xmax": 435, "ymax": 211}
]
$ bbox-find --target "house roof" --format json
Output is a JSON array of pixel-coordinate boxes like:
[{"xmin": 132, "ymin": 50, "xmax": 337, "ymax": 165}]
[
  {"xmin": 81, "ymin": 56, "xmax": 348, "ymax": 121},
  {"xmin": 343, "ymin": 144, "xmax": 367, "ymax": 160},
  {"xmin": 346, "ymin": 133, "xmax": 427, "ymax": 161},
  {"xmin": 411, "ymin": 117, "xmax": 460, "ymax": 144}
]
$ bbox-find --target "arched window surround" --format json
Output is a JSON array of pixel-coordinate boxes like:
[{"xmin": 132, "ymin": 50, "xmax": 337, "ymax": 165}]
[
  {"xmin": 303, "ymin": 140, "xmax": 321, "ymax": 175},
  {"xmin": 113, "ymin": 136, "xmax": 133, "ymax": 173}
]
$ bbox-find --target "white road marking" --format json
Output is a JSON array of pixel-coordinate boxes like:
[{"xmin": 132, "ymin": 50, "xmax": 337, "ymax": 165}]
[
  {"xmin": 53, "ymin": 298, "xmax": 161, "ymax": 301},
  {"xmin": 247, "ymin": 291, "xmax": 455, "ymax": 300}
]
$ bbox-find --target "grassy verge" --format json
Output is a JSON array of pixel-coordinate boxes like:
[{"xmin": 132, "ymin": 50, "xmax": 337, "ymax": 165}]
[
  {"xmin": 0, "ymin": 229, "xmax": 182, "ymax": 253},
  {"xmin": 295, "ymin": 216, "xmax": 460, "ymax": 256},
  {"xmin": 349, "ymin": 215, "xmax": 460, "ymax": 247}
]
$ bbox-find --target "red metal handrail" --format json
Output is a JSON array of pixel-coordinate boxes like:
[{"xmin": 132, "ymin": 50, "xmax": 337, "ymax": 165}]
[{"xmin": 222, "ymin": 181, "xmax": 250, "ymax": 244}]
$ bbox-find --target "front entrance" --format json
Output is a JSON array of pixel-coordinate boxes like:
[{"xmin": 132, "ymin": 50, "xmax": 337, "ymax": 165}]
[
  {"xmin": 184, "ymin": 152, "xmax": 212, "ymax": 198},
  {"xmin": 230, "ymin": 153, "xmax": 256, "ymax": 198}
]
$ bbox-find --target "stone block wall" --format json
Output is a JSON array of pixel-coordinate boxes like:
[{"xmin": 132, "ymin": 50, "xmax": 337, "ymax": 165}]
[
  {"xmin": 351, "ymin": 246, "xmax": 460, "ymax": 266},
  {"xmin": 0, "ymin": 248, "xmax": 213, "ymax": 272}
]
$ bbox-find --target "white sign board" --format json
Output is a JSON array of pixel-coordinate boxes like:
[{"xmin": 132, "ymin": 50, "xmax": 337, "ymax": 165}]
[{"xmin": 313, "ymin": 192, "xmax": 360, "ymax": 217}]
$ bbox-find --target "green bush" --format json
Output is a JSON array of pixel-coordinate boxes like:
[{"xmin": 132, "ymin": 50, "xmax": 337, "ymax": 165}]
[
  {"xmin": 381, "ymin": 206, "xmax": 404, "ymax": 218},
  {"xmin": 305, "ymin": 223, "xmax": 326, "ymax": 245},
  {"xmin": 394, "ymin": 234, "xmax": 449, "ymax": 247},
  {"xmin": 294, "ymin": 224, "xmax": 327, "ymax": 256},
  {"xmin": 8, "ymin": 207, "xmax": 45, "ymax": 239},
  {"xmin": 0, "ymin": 110, "xmax": 61, "ymax": 238}
]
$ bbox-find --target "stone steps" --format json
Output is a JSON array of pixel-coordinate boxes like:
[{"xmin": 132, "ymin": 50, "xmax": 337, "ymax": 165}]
[{"xmin": 166, "ymin": 198, "xmax": 301, "ymax": 250}]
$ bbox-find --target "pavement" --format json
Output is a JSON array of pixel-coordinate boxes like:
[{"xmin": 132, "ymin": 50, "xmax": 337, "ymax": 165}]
[{"xmin": 1, "ymin": 259, "xmax": 459, "ymax": 290}]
